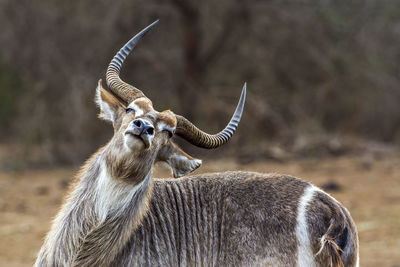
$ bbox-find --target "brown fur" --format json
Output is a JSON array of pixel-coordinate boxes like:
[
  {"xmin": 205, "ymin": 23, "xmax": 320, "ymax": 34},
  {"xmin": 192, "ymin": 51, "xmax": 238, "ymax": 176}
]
[
  {"xmin": 157, "ymin": 110, "xmax": 177, "ymax": 128},
  {"xmin": 35, "ymin": 78, "xmax": 359, "ymax": 266},
  {"xmin": 36, "ymin": 158, "xmax": 359, "ymax": 266}
]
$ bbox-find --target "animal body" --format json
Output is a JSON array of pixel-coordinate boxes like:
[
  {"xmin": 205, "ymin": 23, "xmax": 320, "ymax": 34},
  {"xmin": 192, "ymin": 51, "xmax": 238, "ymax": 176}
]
[{"xmin": 35, "ymin": 21, "xmax": 359, "ymax": 267}]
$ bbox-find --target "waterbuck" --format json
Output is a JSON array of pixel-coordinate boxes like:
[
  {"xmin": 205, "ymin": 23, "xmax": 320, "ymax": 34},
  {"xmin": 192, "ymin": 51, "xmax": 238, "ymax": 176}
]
[{"xmin": 35, "ymin": 20, "xmax": 359, "ymax": 267}]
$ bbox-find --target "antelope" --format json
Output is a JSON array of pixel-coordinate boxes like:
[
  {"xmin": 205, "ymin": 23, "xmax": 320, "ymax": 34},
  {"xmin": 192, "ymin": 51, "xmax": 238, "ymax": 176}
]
[{"xmin": 35, "ymin": 20, "xmax": 359, "ymax": 267}]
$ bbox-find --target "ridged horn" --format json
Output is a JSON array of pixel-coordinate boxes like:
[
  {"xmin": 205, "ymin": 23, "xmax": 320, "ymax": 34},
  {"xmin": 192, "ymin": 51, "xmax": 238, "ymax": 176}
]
[
  {"xmin": 175, "ymin": 83, "xmax": 246, "ymax": 148},
  {"xmin": 106, "ymin": 20, "xmax": 159, "ymax": 104}
]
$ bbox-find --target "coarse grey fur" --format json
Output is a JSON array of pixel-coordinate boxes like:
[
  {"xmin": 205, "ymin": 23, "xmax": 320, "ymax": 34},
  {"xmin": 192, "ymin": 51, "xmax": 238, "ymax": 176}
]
[
  {"xmin": 35, "ymin": 147, "xmax": 359, "ymax": 266},
  {"xmin": 36, "ymin": 21, "xmax": 359, "ymax": 267}
]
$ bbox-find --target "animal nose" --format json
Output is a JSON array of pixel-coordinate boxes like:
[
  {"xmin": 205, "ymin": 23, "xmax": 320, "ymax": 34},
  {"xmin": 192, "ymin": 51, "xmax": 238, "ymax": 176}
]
[{"xmin": 132, "ymin": 119, "xmax": 154, "ymax": 136}]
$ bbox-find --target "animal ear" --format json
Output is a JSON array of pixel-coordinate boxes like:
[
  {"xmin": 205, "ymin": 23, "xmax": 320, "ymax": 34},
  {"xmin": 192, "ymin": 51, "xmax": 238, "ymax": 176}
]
[
  {"xmin": 157, "ymin": 142, "xmax": 202, "ymax": 178},
  {"xmin": 95, "ymin": 79, "xmax": 125, "ymax": 123}
]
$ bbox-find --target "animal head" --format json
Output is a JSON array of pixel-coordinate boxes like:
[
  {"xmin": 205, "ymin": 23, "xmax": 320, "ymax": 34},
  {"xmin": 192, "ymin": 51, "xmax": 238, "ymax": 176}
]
[{"xmin": 96, "ymin": 20, "xmax": 246, "ymax": 182}]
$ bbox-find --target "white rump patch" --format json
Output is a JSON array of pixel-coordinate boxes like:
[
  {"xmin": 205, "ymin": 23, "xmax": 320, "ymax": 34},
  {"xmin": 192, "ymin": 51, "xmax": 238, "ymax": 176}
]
[{"xmin": 295, "ymin": 185, "xmax": 317, "ymax": 267}]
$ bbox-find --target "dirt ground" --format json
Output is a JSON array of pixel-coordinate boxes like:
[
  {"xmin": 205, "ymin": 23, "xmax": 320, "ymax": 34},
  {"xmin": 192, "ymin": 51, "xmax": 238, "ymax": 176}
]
[{"xmin": 0, "ymin": 155, "xmax": 399, "ymax": 266}]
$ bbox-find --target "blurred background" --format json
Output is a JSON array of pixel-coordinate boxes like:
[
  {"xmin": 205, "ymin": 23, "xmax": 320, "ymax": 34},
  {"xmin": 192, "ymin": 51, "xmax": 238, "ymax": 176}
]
[{"xmin": 0, "ymin": 0, "xmax": 399, "ymax": 266}]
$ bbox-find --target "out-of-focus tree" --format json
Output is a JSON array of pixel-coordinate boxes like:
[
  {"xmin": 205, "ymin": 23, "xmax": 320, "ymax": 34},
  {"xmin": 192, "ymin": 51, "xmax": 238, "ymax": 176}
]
[{"xmin": 0, "ymin": 0, "xmax": 399, "ymax": 164}]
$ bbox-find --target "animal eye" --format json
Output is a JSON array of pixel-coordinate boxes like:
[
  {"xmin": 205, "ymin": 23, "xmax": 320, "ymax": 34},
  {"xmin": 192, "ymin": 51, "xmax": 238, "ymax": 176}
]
[
  {"xmin": 125, "ymin": 108, "xmax": 134, "ymax": 113},
  {"xmin": 164, "ymin": 130, "xmax": 173, "ymax": 138}
]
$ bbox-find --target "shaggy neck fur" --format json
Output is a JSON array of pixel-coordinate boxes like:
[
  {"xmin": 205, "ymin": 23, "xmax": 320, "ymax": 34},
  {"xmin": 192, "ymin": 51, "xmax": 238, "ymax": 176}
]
[
  {"xmin": 35, "ymin": 143, "xmax": 154, "ymax": 267},
  {"xmin": 104, "ymin": 134, "xmax": 156, "ymax": 182}
]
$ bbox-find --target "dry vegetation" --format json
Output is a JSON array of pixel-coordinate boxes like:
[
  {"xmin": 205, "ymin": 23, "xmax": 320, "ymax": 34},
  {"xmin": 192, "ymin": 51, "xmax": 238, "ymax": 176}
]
[{"xmin": 0, "ymin": 154, "xmax": 399, "ymax": 267}]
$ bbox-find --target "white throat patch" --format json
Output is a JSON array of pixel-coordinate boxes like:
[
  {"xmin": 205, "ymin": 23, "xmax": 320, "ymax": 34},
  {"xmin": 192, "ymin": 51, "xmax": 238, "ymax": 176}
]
[{"xmin": 95, "ymin": 165, "xmax": 145, "ymax": 222}]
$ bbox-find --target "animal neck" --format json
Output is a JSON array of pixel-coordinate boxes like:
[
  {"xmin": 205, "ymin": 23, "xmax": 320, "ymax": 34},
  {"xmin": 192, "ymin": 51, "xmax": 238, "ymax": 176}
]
[
  {"xmin": 104, "ymin": 136, "xmax": 156, "ymax": 182},
  {"xmin": 95, "ymin": 157, "xmax": 153, "ymax": 222},
  {"xmin": 36, "ymin": 147, "xmax": 155, "ymax": 266}
]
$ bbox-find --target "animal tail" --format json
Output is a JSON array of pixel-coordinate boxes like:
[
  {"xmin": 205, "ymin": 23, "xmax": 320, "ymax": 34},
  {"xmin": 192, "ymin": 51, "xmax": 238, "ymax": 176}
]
[{"xmin": 316, "ymin": 205, "xmax": 359, "ymax": 267}]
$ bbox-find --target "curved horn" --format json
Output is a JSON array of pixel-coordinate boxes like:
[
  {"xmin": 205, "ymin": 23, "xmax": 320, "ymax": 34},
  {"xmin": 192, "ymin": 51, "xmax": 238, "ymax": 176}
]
[
  {"xmin": 106, "ymin": 20, "xmax": 159, "ymax": 104},
  {"xmin": 175, "ymin": 83, "xmax": 246, "ymax": 148}
]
